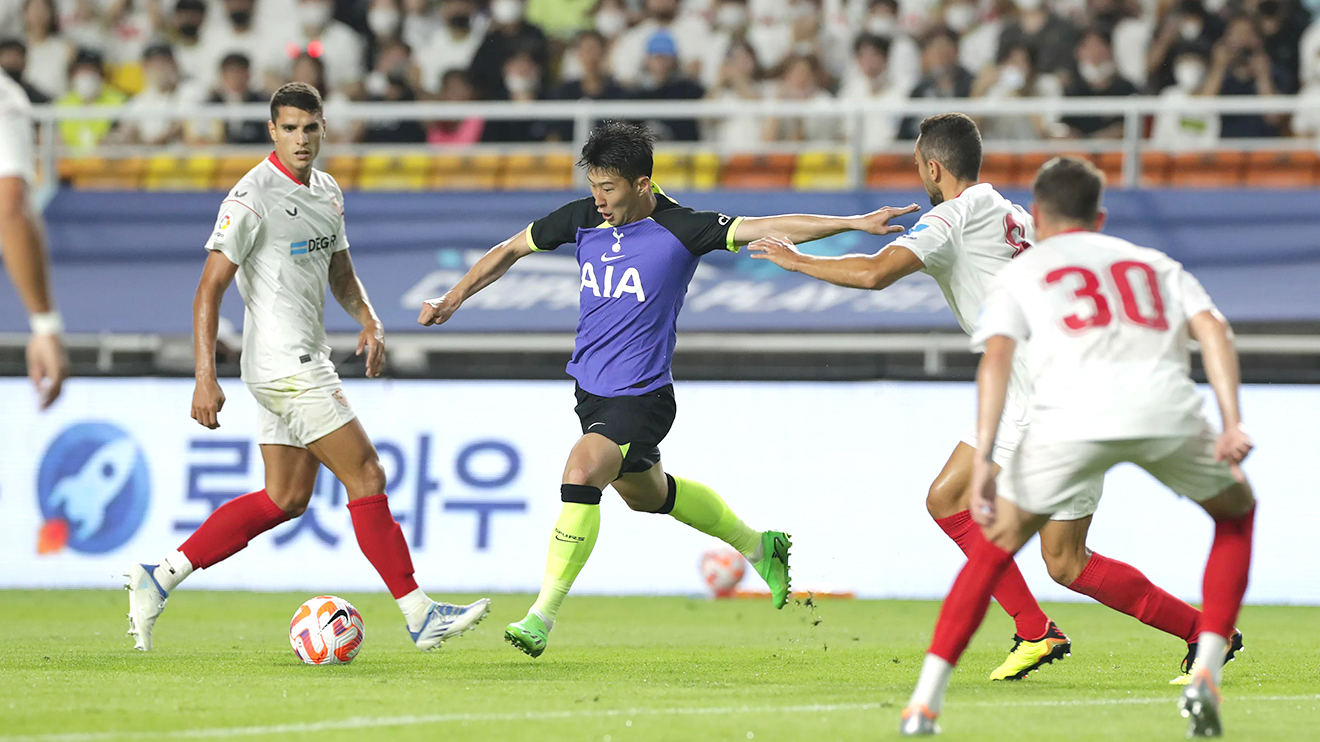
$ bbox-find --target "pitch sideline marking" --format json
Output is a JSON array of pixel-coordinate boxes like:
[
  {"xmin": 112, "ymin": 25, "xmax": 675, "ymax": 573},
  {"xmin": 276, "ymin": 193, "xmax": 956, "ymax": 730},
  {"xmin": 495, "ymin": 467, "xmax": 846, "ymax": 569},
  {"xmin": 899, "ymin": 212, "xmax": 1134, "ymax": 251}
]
[{"xmin": 4, "ymin": 695, "xmax": 1318, "ymax": 742}]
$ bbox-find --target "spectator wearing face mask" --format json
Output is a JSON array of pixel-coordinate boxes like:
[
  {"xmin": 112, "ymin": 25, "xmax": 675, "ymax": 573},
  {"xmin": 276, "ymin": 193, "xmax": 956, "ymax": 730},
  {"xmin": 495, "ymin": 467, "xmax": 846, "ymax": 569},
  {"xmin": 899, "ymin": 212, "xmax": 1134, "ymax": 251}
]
[
  {"xmin": 542, "ymin": 30, "xmax": 626, "ymax": 139},
  {"xmin": 765, "ymin": 53, "xmax": 841, "ymax": 142},
  {"xmin": 839, "ymin": 34, "xmax": 904, "ymax": 149},
  {"xmin": 362, "ymin": 42, "xmax": 427, "ymax": 143},
  {"xmin": 119, "ymin": 43, "xmax": 203, "ymax": 145},
  {"xmin": 416, "ymin": 0, "xmax": 487, "ymax": 95},
  {"xmin": 1202, "ymin": 14, "xmax": 1285, "ymax": 137},
  {"xmin": 467, "ymin": 0, "xmax": 550, "ymax": 99},
  {"xmin": 1249, "ymin": 0, "xmax": 1308, "ymax": 93},
  {"xmin": 0, "ymin": 39, "xmax": 51, "ymax": 102},
  {"xmin": 860, "ymin": 0, "xmax": 921, "ymax": 91},
  {"xmin": 365, "ymin": 0, "xmax": 405, "ymax": 61},
  {"xmin": 481, "ymin": 50, "xmax": 549, "ymax": 141},
  {"xmin": 1089, "ymin": 0, "xmax": 1152, "ymax": 89},
  {"xmin": 56, "ymin": 48, "xmax": 127, "ymax": 151},
  {"xmin": 169, "ymin": 0, "xmax": 210, "ymax": 86},
  {"xmin": 591, "ymin": 0, "xmax": 630, "ymax": 44},
  {"xmin": 972, "ymin": 42, "xmax": 1058, "ymax": 139},
  {"xmin": 1060, "ymin": 27, "xmax": 1138, "ymax": 138},
  {"xmin": 22, "ymin": 0, "xmax": 72, "ymax": 99},
  {"xmin": 700, "ymin": 0, "xmax": 751, "ymax": 89},
  {"xmin": 610, "ymin": 0, "xmax": 710, "ymax": 87},
  {"xmin": 706, "ymin": 38, "xmax": 767, "ymax": 146},
  {"xmin": 198, "ymin": 0, "xmax": 274, "ymax": 93},
  {"xmin": 899, "ymin": 27, "xmax": 974, "ymax": 139},
  {"xmin": 997, "ymin": 0, "xmax": 1079, "ymax": 76},
  {"xmin": 1147, "ymin": 0, "xmax": 1223, "ymax": 94},
  {"xmin": 277, "ymin": 0, "xmax": 365, "ymax": 97},
  {"xmin": 634, "ymin": 30, "xmax": 705, "ymax": 141},
  {"xmin": 429, "ymin": 69, "xmax": 485, "ymax": 143},
  {"xmin": 1151, "ymin": 48, "xmax": 1219, "ymax": 148},
  {"xmin": 941, "ymin": 0, "xmax": 997, "ymax": 76},
  {"xmin": 201, "ymin": 52, "xmax": 267, "ymax": 143}
]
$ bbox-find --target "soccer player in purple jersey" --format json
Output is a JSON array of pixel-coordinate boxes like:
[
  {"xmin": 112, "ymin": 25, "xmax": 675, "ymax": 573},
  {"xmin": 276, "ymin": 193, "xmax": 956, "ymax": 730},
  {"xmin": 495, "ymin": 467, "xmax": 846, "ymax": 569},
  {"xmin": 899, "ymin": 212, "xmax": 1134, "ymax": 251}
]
[{"xmin": 418, "ymin": 121, "xmax": 919, "ymax": 657}]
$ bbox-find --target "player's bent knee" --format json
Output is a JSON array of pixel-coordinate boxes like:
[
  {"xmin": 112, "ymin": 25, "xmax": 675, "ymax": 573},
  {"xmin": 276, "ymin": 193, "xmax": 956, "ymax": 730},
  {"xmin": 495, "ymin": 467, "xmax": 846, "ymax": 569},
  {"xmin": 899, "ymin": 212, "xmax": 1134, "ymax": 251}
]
[
  {"xmin": 926, "ymin": 480, "xmax": 962, "ymax": 520},
  {"xmin": 561, "ymin": 483, "xmax": 603, "ymax": 505},
  {"xmin": 1044, "ymin": 553, "xmax": 1086, "ymax": 586},
  {"xmin": 267, "ymin": 488, "xmax": 313, "ymax": 517},
  {"xmin": 1202, "ymin": 481, "xmax": 1256, "ymax": 520}
]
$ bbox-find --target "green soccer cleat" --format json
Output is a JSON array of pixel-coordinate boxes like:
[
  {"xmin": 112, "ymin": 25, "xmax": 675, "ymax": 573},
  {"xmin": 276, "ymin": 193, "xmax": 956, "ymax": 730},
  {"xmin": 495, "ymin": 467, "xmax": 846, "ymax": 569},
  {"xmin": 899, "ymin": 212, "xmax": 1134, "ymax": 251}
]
[
  {"xmin": 504, "ymin": 613, "xmax": 549, "ymax": 658},
  {"xmin": 751, "ymin": 531, "xmax": 792, "ymax": 609}
]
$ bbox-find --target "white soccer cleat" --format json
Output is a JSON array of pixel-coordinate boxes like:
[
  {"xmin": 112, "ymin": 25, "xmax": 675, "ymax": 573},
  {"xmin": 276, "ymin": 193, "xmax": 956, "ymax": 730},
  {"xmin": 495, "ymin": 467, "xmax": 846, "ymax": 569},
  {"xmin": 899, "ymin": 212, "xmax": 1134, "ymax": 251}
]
[
  {"xmin": 899, "ymin": 705, "xmax": 941, "ymax": 736},
  {"xmin": 1178, "ymin": 668, "xmax": 1223, "ymax": 738},
  {"xmin": 409, "ymin": 599, "xmax": 491, "ymax": 651},
  {"xmin": 124, "ymin": 563, "xmax": 169, "ymax": 651}
]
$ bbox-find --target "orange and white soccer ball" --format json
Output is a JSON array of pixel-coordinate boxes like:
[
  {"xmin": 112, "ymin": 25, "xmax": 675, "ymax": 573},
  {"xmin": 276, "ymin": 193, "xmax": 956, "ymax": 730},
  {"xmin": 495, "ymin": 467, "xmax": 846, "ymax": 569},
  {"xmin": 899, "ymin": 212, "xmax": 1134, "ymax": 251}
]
[
  {"xmin": 700, "ymin": 547, "xmax": 747, "ymax": 598},
  {"xmin": 289, "ymin": 595, "xmax": 365, "ymax": 665}
]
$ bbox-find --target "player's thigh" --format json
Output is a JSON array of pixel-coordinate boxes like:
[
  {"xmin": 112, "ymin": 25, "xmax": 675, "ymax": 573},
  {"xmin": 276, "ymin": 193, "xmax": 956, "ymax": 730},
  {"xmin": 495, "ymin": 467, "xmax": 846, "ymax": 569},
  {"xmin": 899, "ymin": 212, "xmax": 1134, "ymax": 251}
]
[
  {"xmin": 983, "ymin": 496, "xmax": 1051, "ymax": 554},
  {"xmin": 999, "ymin": 435, "xmax": 1113, "ymax": 526},
  {"xmin": 612, "ymin": 461, "xmax": 668, "ymax": 512},
  {"xmin": 1135, "ymin": 426, "xmax": 1250, "ymax": 515},
  {"xmin": 1038, "ymin": 515, "xmax": 1094, "ymax": 586},
  {"xmin": 927, "ymin": 442, "xmax": 979, "ymax": 518},
  {"xmin": 260, "ymin": 444, "xmax": 321, "ymax": 515},
  {"xmin": 562, "ymin": 433, "xmax": 625, "ymax": 490},
  {"xmin": 305, "ymin": 418, "xmax": 385, "ymax": 500}
]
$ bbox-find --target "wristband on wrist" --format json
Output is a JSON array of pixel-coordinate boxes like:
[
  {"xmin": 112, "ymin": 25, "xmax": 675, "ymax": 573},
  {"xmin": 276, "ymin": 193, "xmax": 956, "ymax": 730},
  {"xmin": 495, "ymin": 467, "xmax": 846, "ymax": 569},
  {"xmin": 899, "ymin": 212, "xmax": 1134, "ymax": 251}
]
[{"xmin": 30, "ymin": 311, "xmax": 64, "ymax": 336}]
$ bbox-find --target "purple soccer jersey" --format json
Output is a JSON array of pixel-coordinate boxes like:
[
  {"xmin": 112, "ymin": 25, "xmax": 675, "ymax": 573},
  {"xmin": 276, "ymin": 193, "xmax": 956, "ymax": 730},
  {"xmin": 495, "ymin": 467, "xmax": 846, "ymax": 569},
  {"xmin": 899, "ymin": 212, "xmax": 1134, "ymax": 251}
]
[{"xmin": 525, "ymin": 189, "xmax": 743, "ymax": 397}]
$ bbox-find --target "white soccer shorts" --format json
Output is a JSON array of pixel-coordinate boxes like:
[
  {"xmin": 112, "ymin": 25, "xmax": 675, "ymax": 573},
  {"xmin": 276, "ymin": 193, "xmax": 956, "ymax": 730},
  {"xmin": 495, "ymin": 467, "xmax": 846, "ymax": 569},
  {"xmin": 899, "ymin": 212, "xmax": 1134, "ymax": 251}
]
[
  {"xmin": 998, "ymin": 420, "xmax": 1240, "ymax": 521},
  {"xmin": 960, "ymin": 388, "xmax": 1030, "ymax": 467},
  {"xmin": 245, "ymin": 367, "xmax": 356, "ymax": 448}
]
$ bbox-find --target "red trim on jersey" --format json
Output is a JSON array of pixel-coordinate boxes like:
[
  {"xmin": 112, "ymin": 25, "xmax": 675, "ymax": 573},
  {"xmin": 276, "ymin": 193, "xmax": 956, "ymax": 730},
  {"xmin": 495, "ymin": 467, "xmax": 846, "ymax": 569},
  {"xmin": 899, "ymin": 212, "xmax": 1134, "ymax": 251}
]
[
  {"xmin": 1054, "ymin": 228, "xmax": 1093, "ymax": 236},
  {"xmin": 927, "ymin": 214, "xmax": 954, "ymax": 229},
  {"xmin": 267, "ymin": 151, "xmax": 309, "ymax": 186},
  {"xmin": 221, "ymin": 199, "xmax": 261, "ymax": 219}
]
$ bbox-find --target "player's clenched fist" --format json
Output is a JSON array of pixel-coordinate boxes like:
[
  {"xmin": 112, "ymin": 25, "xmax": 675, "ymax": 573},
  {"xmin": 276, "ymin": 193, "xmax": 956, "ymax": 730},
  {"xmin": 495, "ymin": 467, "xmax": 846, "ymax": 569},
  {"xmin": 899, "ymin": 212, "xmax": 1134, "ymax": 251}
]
[
  {"xmin": 191, "ymin": 378, "xmax": 225, "ymax": 429},
  {"xmin": 418, "ymin": 293, "xmax": 461, "ymax": 327}
]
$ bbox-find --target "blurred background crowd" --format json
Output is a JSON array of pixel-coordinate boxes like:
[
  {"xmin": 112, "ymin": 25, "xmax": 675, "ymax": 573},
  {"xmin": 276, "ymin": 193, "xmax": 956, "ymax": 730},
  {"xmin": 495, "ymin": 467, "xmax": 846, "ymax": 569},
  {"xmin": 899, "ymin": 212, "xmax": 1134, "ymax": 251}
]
[{"xmin": 3, "ymin": 0, "xmax": 1320, "ymax": 148}]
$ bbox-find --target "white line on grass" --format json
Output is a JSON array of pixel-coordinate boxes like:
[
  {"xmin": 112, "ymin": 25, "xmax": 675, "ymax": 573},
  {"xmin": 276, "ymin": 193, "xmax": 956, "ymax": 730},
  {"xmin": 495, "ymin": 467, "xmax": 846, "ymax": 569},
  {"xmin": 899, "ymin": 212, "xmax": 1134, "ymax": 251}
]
[{"xmin": 5, "ymin": 695, "xmax": 1317, "ymax": 742}]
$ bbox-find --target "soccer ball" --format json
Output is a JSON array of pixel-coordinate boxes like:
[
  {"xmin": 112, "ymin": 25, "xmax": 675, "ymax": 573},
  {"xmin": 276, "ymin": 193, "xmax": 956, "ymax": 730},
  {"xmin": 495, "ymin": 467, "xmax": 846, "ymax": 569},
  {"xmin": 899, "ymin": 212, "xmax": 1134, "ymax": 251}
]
[
  {"xmin": 289, "ymin": 595, "xmax": 365, "ymax": 665},
  {"xmin": 700, "ymin": 547, "xmax": 747, "ymax": 598}
]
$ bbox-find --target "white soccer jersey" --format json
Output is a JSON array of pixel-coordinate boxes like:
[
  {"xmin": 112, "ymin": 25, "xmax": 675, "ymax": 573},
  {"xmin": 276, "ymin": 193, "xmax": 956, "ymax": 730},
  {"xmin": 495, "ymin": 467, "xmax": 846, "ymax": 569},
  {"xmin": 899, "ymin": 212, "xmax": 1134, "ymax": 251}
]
[
  {"xmin": 204, "ymin": 153, "xmax": 349, "ymax": 383},
  {"xmin": 889, "ymin": 182, "xmax": 1035, "ymax": 425},
  {"xmin": 972, "ymin": 231, "xmax": 1220, "ymax": 442},
  {"xmin": 0, "ymin": 75, "xmax": 34, "ymax": 183}
]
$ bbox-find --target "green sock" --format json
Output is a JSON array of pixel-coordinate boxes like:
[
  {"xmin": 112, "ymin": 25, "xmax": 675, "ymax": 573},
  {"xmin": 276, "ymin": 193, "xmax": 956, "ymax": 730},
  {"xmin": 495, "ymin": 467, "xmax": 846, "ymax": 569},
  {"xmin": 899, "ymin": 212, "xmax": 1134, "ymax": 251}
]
[
  {"xmin": 668, "ymin": 475, "xmax": 761, "ymax": 558},
  {"xmin": 529, "ymin": 502, "xmax": 600, "ymax": 629}
]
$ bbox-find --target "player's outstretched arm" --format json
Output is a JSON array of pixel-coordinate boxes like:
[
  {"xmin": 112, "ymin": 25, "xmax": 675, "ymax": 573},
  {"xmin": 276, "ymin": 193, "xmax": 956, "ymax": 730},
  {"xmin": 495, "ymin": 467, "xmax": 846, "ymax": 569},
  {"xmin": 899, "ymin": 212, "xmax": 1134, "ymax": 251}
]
[
  {"xmin": 417, "ymin": 229, "xmax": 535, "ymax": 327},
  {"xmin": 192, "ymin": 251, "xmax": 238, "ymax": 429},
  {"xmin": 0, "ymin": 176, "xmax": 68, "ymax": 409},
  {"xmin": 971, "ymin": 334, "xmax": 1015, "ymax": 526},
  {"xmin": 329, "ymin": 251, "xmax": 386, "ymax": 378},
  {"xmin": 748, "ymin": 237, "xmax": 924, "ymax": 290},
  {"xmin": 732, "ymin": 203, "xmax": 920, "ymax": 246},
  {"xmin": 1189, "ymin": 310, "xmax": 1253, "ymax": 472}
]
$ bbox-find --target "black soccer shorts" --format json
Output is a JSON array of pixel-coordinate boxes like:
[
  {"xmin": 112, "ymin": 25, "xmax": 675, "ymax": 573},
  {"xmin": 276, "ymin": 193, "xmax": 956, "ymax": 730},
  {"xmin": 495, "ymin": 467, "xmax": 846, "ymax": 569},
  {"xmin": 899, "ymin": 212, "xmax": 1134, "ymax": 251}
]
[{"xmin": 573, "ymin": 383, "xmax": 676, "ymax": 477}]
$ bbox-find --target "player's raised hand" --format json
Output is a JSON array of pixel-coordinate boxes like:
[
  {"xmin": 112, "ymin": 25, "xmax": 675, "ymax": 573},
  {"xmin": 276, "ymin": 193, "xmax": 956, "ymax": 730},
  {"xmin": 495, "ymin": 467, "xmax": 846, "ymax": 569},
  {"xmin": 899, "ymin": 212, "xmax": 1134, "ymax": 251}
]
[
  {"xmin": 747, "ymin": 237, "xmax": 804, "ymax": 271},
  {"xmin": 357, "ymin": 321, "xmax": 386, "ymax": 378},
  {"xmin": 853, "ymin": 204, "xmax": 920, "ymax": 236},
  {"xmin": 191, "ymin": 378, "xmax": 225, "ymax": 429},
  {"xmin": 27, "ymin": 333, "xmax": 68, "ymax": 410},
  {"xmin": 418, "ymin": 292, "xmax": 461, "ymax": 327},
  {"xmin": 1215, "ymin": 423, "xmax": 1254, "ymax": 478},
  {"xmin": 970, "ymin": 458, "xmax": 998, "ymax": 527}
]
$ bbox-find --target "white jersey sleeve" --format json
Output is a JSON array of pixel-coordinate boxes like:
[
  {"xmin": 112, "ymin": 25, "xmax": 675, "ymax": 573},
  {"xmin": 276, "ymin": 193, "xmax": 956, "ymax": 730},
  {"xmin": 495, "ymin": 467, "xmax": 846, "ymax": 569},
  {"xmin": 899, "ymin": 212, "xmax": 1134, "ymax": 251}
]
[
  {"xmin": 889, "ymin": 209, "xmax": 959, "ymax": 274},
  {"xmin": 971, "ymin": 275, "xmax": 1030, "ymax": 350},
  {"xmin": 0, "ymin": 75, "xmax": 34, "ymax": 183},
  {"xmin": 1175, "ymin": 267, "xmax": 1217, "ymax": 318},
  {"xmin": 328, "ymin": 176, "xmax": 349, "ymax": 253},
  {"xmin": 204, "ymin": 195, "xmax": 263, "ymax": 265}
]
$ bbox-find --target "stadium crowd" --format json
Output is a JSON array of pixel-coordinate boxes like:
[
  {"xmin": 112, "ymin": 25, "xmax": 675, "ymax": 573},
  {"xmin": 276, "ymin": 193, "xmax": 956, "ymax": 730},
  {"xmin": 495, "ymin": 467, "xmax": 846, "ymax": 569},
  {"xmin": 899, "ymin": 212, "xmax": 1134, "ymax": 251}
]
[{"xmin": 2, "ymin": 0, "xmax": 1319, "ymax": 148}]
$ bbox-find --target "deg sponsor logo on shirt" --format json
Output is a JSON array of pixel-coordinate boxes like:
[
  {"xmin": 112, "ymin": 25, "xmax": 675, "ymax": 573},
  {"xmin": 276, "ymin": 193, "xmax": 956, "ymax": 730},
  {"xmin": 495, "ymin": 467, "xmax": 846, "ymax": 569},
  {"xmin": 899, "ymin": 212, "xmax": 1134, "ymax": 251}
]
[{"xmin": 290, "ymin": 234, "xmax": 337, "ymax": 256}]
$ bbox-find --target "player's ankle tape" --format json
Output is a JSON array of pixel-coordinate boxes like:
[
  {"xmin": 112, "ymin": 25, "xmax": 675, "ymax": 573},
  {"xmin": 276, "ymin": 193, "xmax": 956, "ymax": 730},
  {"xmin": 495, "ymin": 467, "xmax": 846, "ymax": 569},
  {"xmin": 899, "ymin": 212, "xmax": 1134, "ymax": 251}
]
[
  {"xmin": 652, "ymin": 474, "xmax": 678, "ymax": 515},
  {"xmin": 560, "ymin": 484, "xmax": 603, "ymax": 505}
]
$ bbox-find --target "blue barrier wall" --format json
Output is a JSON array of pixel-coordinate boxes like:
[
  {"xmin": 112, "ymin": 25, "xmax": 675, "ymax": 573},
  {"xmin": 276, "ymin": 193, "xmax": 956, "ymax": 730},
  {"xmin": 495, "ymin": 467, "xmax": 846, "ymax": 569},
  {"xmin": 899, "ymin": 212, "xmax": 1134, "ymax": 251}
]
[{"xmin": 3, "ymin": 188, "xmax": 1318, "ymax": 334}]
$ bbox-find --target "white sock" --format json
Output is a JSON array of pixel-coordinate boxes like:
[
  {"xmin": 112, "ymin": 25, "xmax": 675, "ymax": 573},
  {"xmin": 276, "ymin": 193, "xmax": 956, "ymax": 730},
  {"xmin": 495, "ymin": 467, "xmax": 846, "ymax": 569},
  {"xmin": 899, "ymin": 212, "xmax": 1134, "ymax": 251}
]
[
  {"xmin": 154, "ymin": 550, "xmax": 193, "ymax": 593},
  {"xmin": 530, "ymin": 608, "xmax": 553, "ymax": 632},
  {"xmin": 748, "ymin": 538, "xmax": 764, "ymax": 562},
  {"xmin": 397, "ymin": 588, "xmax": 432, "ymax": 632},
  {"xmin": 908, "ymin": 654, "xmax": 954, "ymax": 714},
  {"xmin": 1195, "ymin": 632, "xmax": 1228, "ymax": 685}
]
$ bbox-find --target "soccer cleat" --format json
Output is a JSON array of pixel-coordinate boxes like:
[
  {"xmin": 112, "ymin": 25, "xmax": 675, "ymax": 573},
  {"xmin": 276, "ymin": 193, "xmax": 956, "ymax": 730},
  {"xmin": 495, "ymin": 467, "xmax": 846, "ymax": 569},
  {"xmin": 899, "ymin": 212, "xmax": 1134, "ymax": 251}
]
[
  {"xmin": 988, "ymin": 620, "xmax": 1071, "ymax": 680},
  {"xmin": 504, "ymin": 613, "xmax": 550, "ymax": 658},
  {"xmin": 899, "ymin": 704, "xmax": 941, "ymax": 736},
  {"xmin": 1179, "ymin": 667, "xmax": 1223, "ymax": 738},
  {"xmin": 751, "ymin": 531, "xmax": 792, "ymax": 609},
  {"xmin": 409, "ymin": 599, "xmax": 490, "ymax": 651},
  {"xmin": 124, "ymin": 563, "xmax": 169, "ymax": 651},
  {"xmin": 1171, "ymin": 629, "xmax": 1244, "ymax": 686}
]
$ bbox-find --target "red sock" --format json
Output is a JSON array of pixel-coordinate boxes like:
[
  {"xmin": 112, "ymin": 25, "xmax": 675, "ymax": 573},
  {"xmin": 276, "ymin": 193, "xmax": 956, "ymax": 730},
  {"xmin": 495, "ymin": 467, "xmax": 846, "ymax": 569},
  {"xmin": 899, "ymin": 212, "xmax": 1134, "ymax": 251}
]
[
  {"xmin": 935, "ymin": 510, "xmax": 1051, "ymax": 640},
  {"xmin": 179, "ymin": 489, "xmax": 290, "ymax": 569},
  {"xmin": 929, "ymin": 528, "xmax": 1016, "ymax": 663},
  {"xmin": 347, "ymin": 494, "xmax": 419, "ymax": 599},
  {"xmin": 1068, "ymin": 553, "xmax": 1201, "ymax": 642},
  {"xmin": 1201, "ymin": 507, "xmax": 1255, "ymax": 638}
]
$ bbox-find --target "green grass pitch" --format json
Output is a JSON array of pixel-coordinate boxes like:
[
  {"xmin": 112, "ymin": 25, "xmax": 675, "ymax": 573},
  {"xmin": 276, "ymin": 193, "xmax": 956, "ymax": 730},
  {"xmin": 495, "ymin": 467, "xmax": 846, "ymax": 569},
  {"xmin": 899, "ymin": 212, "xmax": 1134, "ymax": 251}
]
[{"xmin": 3, "ymin": 590, "xmax": 1318, "ymax": 741}]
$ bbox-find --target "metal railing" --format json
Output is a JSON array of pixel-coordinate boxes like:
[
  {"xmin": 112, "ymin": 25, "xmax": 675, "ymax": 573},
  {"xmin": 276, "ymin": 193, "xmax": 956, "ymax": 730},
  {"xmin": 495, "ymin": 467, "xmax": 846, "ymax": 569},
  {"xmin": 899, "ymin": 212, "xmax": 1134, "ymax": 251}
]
[{"xmin": 30, "ymin": 95, "xmax": 1320, "ymax": 190}]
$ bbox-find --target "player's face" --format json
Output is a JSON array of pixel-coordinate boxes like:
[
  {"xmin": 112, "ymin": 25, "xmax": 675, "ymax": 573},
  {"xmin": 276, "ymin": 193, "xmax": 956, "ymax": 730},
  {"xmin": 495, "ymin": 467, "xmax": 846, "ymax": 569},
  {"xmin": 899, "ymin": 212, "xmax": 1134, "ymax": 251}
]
[
  {"xmin": 914, "ymin": 142, "xmax": 943, "ymax": 206},
  {"xmin": 268, "ymin": 106, "xmax": 324, "ymax": 174},
  {"xmin": 587, "ymin": 169, "xmax": 649, "ymax": 226}
]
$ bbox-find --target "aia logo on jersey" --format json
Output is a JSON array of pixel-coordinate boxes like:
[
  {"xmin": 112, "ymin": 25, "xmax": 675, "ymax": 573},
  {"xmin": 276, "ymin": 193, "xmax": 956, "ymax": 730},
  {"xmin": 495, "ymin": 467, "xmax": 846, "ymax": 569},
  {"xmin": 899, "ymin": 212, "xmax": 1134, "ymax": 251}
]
[
  {"xmin": 290, "ymin": 234, "xmax": 337, "ymax": 256},
  {"xmin": 580, "ymin": 262, "xmax": 646, "ymax": 302}
]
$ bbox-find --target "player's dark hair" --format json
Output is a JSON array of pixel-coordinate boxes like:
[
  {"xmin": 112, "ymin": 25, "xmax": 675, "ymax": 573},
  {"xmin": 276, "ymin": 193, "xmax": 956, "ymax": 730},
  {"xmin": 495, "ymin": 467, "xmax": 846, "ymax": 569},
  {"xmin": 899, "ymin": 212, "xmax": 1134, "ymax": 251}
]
[
  {"xmin": 578, "ymin": 120, "xmax": 655, "ymax": 184},
  {"xmin": 1032, "ymin": 156, "xmax": 1105, "ymax": 223},
  {"xmin": 916, "ymin": 112, "xmax": 981, "ymax": 182},
  {"xmin": 269, "ymin": 81, "xmax": 322, "ymax": 123}
]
